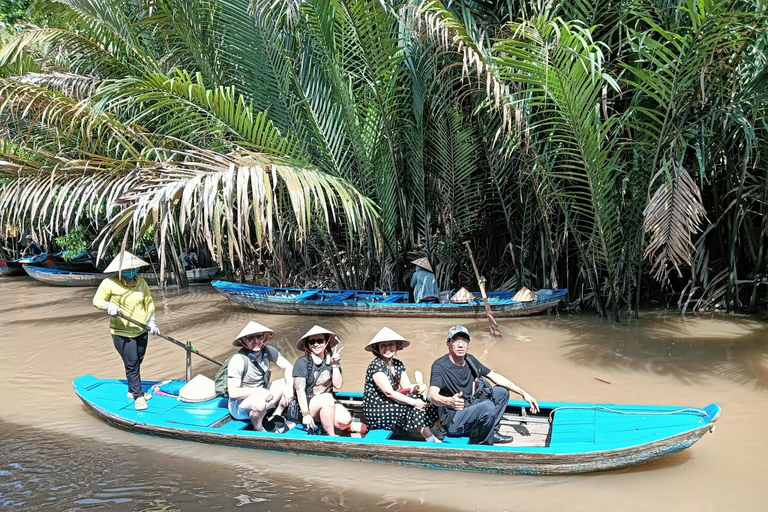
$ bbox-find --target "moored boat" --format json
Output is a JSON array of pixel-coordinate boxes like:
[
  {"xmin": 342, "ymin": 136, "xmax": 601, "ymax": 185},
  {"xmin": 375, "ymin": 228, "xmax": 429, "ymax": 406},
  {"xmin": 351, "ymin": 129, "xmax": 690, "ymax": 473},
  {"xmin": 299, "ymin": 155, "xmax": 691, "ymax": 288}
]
[
  {"xmin": 211, "ymin": 280, "xmax": 567, "ymax": 318},
  {"xmin": 0, "ymin": 253, "xmax": 47, "ymax": 276},
  {"xmin": 73, "ymin": 374, "xmax": 719, "ymax": 475},
  {"xmin": 23, "ymin": 265, "xmax": 220, "ymax": 286}
]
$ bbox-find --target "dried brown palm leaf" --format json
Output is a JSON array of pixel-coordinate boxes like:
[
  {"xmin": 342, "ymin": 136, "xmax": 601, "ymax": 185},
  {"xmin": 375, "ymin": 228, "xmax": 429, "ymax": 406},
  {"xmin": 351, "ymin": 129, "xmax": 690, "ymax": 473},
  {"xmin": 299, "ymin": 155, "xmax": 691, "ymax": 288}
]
[
  {"xmin": 96, "ymin": 149, "xmax": 380, "ymax": 276},
  {"xmin": 643, "ymin": 162, "xmax": 708, "ymax": 280}
]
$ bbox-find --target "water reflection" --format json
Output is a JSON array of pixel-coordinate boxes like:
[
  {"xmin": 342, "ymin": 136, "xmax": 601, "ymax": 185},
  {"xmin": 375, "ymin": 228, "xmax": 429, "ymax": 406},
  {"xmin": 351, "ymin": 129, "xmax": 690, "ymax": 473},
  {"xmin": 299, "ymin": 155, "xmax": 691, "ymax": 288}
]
[
  {"xmin": 560, "ymin": 313, "xmax": 768, "ymax": 389},
  {"xmin": 0, "ymin": 421, "xmax": 451, "ymax": 511}
]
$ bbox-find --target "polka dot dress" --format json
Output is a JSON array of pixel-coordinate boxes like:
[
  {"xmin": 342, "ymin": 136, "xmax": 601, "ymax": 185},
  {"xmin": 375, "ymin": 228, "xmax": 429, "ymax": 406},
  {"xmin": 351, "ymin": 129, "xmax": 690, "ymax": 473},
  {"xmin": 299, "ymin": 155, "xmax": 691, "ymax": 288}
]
[{"xmin": 363, "ymin": 357, "xmax": 438, "ymax": 431}]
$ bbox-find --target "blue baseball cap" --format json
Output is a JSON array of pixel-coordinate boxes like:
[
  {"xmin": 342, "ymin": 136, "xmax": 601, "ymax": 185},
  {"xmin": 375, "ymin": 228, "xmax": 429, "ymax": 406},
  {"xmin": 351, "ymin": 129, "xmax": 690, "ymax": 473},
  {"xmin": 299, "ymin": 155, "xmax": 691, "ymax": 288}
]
[{"xmin": 446, "ymin": 325, "xmax": 470, "ymax": 340}]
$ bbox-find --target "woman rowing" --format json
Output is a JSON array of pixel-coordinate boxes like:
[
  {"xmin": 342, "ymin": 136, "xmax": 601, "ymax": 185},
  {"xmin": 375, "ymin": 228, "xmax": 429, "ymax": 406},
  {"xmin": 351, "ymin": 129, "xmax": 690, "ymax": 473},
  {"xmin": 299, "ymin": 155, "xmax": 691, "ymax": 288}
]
[{"xmin": 92, "ymin": 251, "xmax": 160, "ymax": 410}]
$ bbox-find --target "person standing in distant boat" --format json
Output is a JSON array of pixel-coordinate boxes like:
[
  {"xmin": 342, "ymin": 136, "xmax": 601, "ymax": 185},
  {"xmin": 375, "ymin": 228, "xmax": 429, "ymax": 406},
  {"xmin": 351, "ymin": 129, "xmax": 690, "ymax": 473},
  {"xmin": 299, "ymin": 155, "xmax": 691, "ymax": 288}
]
[
  {"xmin": 92, "ymin": 251, "xmax": 160, "ymax": 411},
  {"xmin": 428, "ymin": 325, "xmax": 539, "ymax": 445},
  {"xmin": 410, "ymin": 257, "xmax": 440, "ymax": 303},
  {"xmin": 20, "ymin": 234, "xmax": 42, "ymax": 258}
]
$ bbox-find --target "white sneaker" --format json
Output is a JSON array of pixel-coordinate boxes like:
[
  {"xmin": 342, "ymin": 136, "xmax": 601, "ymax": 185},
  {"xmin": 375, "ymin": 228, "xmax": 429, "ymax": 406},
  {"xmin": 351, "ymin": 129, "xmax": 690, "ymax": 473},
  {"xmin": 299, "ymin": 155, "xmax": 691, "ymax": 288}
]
[
  {"xmin": 134, "ymin": 396, "xmax": 148, "ymax": 410},
  {"xmin": 127, "ymin": 392, "xmax": 152, "ymax": 400}
]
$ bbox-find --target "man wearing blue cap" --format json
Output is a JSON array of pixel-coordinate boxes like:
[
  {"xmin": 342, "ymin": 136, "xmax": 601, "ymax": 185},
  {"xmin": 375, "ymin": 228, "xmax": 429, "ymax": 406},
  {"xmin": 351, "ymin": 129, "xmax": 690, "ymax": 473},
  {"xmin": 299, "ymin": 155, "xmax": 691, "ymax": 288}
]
[{"xmin": 428, "ymin": 325, "xmax": 539, "ymax": 445}]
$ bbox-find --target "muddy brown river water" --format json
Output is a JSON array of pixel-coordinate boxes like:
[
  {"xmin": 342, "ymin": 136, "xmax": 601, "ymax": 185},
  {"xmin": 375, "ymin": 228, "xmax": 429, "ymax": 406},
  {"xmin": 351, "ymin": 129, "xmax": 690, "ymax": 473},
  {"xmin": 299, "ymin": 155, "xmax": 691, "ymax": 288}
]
[{"xmin": 1, "ymin": 278, "xmax": 767, "ymax": 511}]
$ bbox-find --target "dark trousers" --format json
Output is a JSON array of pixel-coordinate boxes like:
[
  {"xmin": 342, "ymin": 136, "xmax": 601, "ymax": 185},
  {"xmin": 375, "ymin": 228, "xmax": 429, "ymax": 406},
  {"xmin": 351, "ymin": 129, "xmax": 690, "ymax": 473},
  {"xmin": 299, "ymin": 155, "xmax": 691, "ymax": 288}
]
[
  {"xmin": 446, "ymin": 387, "xmax": 509, "ymax": 445},
  {"xmin": 112, "ymin": 332, "xmax": 148, "ymax": 398}
]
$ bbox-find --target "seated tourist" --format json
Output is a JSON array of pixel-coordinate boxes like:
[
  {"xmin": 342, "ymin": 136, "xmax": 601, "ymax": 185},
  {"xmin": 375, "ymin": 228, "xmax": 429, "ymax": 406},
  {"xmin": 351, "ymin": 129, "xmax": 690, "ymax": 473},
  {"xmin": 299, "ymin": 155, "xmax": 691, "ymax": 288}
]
[
  {"xmin": 227, "ymin": 321, "xmax": 294, "ymax": 431},
  {"xmin": 428, "ymin": 325, "xmax": 539, "ymax": 445},
  {"xmin": 363, "ymin": 327, "xmax": 440, "ymax": 442},
  {"xmin": 293, "ymin": 325, "xmax": 357, "ymax": 436}
]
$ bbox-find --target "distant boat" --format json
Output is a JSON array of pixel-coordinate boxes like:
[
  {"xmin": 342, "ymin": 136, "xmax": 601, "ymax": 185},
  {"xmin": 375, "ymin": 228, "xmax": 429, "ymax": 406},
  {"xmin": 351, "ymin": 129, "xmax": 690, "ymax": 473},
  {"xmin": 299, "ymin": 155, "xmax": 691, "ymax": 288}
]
[
  {"xmin": 73, "ymin": 374, "xmax": 720, "ymax": 475},
  {"xmin": 211, "ymin": 280, "xmax": 567, "ymax": 318},
  {"xmin": 23, "ymin": 265, "xmax": 220, "ymax": 286},
  {"xmin": 0, "ymin": 253, "xmax": 47, "ymax": 276}
]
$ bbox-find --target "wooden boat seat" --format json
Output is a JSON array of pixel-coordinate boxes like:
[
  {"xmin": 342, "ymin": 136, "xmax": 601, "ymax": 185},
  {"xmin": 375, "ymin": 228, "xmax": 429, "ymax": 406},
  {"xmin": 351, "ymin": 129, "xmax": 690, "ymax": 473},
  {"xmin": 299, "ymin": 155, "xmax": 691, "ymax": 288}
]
[
  {"xmin": 292, "ymin": 290, "xmax": 319, "ymax": 300},
  {"xmin": 549, "ymin": 408, "xmax": 596, "ymax": 444},
  {"xmin": 364, "ymin": 429, "xmax": 393, "ymax": 441},
  {"xmin": 441, "ymin": 435, "xmax": 471, "ymax": 446},
  {"xmin": 214, "ymin": 418, "xmax": 250, "ymax": 432},
  {"xmin": 325, "ymin": 291, "xmax": 356, "ymax": 303}
]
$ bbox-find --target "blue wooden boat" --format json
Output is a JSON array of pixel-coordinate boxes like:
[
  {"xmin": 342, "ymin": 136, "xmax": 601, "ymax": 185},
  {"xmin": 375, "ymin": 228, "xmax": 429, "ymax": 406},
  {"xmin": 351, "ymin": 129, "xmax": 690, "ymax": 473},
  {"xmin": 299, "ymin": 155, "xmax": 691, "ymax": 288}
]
[
  {"xmin": 23, "ymin": 265, "xmax": 220, "ymax": 286},
  {"xmin": 73, "ymin": 374, "xmax": 719, "ymax": 475},
  {"xmin": 212, "ymin": 280, "xmax": 567, "ymax": 318},
  {"xmin": 0, "ymin": 253, "xmax": 46, "ymax": 276}
]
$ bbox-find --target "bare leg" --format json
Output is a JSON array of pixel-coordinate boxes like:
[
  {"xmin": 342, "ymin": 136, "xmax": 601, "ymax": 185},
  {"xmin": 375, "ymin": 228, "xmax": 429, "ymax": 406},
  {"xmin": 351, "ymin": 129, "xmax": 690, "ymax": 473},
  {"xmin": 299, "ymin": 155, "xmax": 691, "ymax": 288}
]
[
  {"xmin": 333, "ymin": 403, "xmax": 353, "ymax": 431},
  {"xmin": 309, "ymin": 393, "xmax": 338, "ymax": 436}
]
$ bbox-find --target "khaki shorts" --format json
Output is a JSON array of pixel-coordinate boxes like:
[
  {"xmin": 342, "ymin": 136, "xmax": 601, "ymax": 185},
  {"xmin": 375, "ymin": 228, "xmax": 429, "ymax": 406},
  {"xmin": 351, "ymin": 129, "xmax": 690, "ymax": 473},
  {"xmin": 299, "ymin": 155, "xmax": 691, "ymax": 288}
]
[{"xmin": 228, "ymin": 381, "xmax": 282, "ymax": 420}]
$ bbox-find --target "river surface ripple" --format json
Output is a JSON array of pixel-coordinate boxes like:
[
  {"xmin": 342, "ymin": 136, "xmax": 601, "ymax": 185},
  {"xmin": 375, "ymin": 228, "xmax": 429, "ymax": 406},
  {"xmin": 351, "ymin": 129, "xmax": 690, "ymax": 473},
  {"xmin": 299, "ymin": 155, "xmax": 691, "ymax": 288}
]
[{"xmin": 1, "ymin": 278, "xmax": 767, "ymax": 511}]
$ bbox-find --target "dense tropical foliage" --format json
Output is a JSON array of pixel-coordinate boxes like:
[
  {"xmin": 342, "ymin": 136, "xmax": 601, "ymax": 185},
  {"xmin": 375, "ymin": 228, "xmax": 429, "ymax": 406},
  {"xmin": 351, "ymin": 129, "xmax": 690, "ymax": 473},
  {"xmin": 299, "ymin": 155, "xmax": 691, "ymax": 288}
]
[{"xmin": 0, "ymin": 0, "xmax": 766, "ymax": 317}]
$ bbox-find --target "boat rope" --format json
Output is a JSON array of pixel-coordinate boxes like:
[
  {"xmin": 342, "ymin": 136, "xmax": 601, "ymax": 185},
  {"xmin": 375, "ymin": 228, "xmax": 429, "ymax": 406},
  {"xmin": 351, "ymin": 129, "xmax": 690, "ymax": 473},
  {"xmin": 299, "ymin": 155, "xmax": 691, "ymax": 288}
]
[{"xmin": 547, "ymin": 406, "xmax": 709, "ymax": 423}]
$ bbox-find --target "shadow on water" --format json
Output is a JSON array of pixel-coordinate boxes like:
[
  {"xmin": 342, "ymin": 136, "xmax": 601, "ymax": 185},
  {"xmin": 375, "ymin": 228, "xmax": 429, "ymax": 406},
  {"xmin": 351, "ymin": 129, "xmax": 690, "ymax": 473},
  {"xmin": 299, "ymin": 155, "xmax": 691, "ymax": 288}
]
[
  {"xmin": 558, "ymin": 313, "xmax": 768, "ymax": 390},
  {"xmin": 0, "ymin": 420, "xmax": 453, "ymax": 512}
]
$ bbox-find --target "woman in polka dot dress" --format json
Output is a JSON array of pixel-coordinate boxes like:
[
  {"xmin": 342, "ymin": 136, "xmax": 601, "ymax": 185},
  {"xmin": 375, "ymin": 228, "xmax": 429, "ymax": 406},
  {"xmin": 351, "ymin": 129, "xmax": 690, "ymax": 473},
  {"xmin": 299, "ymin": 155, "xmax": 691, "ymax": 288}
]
[{"xmin": 362, "ymin": 327, "xmax": 440, "ymax": 442}]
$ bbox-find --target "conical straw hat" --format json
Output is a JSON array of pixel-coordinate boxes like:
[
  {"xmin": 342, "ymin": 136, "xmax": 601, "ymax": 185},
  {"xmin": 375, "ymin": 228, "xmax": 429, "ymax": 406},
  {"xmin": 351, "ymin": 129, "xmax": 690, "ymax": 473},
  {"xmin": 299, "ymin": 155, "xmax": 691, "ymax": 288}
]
[
  {"xmin": 411, "ymin": 257, "xmax": 433, "ymax": 272},
  {"xmin": 296, "ymin": 325, "xmax": 340, "ymax": 351},
  {"xmin": 178, "ymin": 374, "xmax": 217, "ymax": 403},
  {"xmin": 232, "ymin": 321, "xmax": 275, "ymax": 346},
  {"xmin": 364, "ymin": 326, "xmax": 410, "ymax": 352},
  {"xmin": 450, "ymin": 287, "xmax": 475, "ymax": 304},
  {"xmin": 511, "ymin": 287, "xmax": 538, "ymax": 302},
  {"xmin": 103, "ymin": 251, "xmax": 150, "ymax": 273}
]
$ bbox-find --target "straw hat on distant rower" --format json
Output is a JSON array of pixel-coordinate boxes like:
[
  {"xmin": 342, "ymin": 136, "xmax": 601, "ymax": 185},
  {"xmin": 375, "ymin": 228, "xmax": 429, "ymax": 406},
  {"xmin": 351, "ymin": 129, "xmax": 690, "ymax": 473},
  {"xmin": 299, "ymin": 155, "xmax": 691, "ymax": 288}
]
[
  {"xmin": 296, "ymin": 325, "xmax": 340, "ymax": 351},
  {"xmin": 232, "ymin": 321, "xmax": 275, "ymax": 346},
  {"xmin": 364, "ymin": 326, "xmax": 410, "ymax": 352},
  {"xmin": 411, "ymin": 257, "xmax": 433, "ymax": 272},
  {"xmin": 103, "ymin": 251, "xmax": 150, "ymax": 273}
]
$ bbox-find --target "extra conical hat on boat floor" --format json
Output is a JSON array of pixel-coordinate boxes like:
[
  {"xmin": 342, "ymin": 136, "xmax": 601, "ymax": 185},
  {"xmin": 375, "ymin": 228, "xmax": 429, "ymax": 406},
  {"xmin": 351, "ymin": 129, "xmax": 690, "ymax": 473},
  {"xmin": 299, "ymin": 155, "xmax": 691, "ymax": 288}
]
[
  {"xmin": 450, "ymin": 287, "xmax": 475, "ymax": 304},
  {"xmin": 411, "ymin": 257, "xmax": 433, "ymax": 272},
  {"xmin": 296, "ymin": 325, "xmax": 340, "ymax": 351},
  {"xmin": 103, "ymin": 251, "xmax": 150, "ymax": 273},
  {"xmin": 512, "ymin": 287, "xmax": 538, "ymax": 302},
  {"xmin": 178, "ymin": 374, "xmax": 217, "ymax": 403},
  {"xmin": 232, "ymin": 321, "xmax": 275, "ymax": 346},
  {"xmin": 364, "ymin": 326, "xmax": 410, "ymax": 352}
]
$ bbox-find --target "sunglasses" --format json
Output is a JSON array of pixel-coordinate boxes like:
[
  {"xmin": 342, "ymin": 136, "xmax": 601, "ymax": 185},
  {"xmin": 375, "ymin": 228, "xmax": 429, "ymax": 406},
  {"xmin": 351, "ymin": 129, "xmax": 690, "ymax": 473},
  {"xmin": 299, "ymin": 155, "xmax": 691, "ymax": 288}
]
[{"xmin": 307, "ymin": 338, "xmax": 326, "ymax": 346}]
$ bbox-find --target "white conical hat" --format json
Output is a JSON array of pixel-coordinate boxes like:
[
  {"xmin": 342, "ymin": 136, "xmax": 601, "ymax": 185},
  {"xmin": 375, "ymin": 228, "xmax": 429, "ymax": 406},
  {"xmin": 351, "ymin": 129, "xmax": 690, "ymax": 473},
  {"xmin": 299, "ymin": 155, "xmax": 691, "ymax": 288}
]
[
  {"xmin": 178, "ymin": 374, "xmax": 217, "ymax": 403},
  {"xmin": 411, "ymin": 257, "xmax": 433, "ymax": 272},
  {"xmin": 296, "ymin": 325, "xmax": 340, "ymax": 351},
  {"xmin": 232, "ymin": 320, "xmax": 275, "ymax": 346},
  {"xmin": 512, "ymin": 287, "xmax": 538, "ymax": 302},
  {"xmin": 103, "ymin": 251, "xmax": 150, "ymax": 273},
  {"xmin": 450, "ymin": 287, "xmax": 475, "ymax": 304},
  {"xmin": 364, "ymin": 326, "xmax": 410, "ymax": 352}
]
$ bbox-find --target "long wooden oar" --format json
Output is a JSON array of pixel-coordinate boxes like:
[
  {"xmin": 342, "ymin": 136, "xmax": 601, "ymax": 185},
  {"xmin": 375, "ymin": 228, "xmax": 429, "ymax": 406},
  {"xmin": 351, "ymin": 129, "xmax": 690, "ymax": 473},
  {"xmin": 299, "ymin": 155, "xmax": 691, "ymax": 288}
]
[
  {"xmin": 118, "ymin": 312, "xmax": 223, "ymax": 366},
  {"xmin": 463, "ymin": 241, "xmax": 502, "ymax": 338}
]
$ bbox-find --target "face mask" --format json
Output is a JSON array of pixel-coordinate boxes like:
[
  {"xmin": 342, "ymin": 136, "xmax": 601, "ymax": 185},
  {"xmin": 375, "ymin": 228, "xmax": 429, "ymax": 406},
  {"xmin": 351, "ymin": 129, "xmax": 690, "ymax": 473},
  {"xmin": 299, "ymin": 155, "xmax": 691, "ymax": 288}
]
[{"xmin": 120, "ymin": 268, "xmax": 139, "ymax": 279}]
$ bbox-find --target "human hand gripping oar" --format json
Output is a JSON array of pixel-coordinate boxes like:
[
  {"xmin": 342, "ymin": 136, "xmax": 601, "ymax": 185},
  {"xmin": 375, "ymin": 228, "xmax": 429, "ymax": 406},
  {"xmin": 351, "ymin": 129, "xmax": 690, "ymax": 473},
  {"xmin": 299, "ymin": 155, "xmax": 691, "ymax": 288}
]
[
  {"xmin": 463, "ymin": 241, "xmax": 502, "ymax": 338},
  {"xmin": 117, "ymin": 311, "xmax": 223, "ymax": 366}
]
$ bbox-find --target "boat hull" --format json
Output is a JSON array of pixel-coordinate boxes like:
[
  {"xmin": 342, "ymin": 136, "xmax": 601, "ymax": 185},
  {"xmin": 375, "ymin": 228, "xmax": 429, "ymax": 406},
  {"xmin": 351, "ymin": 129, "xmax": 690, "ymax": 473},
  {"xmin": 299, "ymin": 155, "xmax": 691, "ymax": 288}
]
[
  {"xmin": 23, "ymin": 265, "xmax": 220, "ymax": 286},
  {"xmin": 212, "ymin": 281, "xmax": 567, "ymax": 318},
  {"xmin": 0, "ymin": 254, "xmax": 46, "ymax": 276},
  {"xmin": 74, "ymin": 375, "xmax": 719, "ymax": 475}
]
